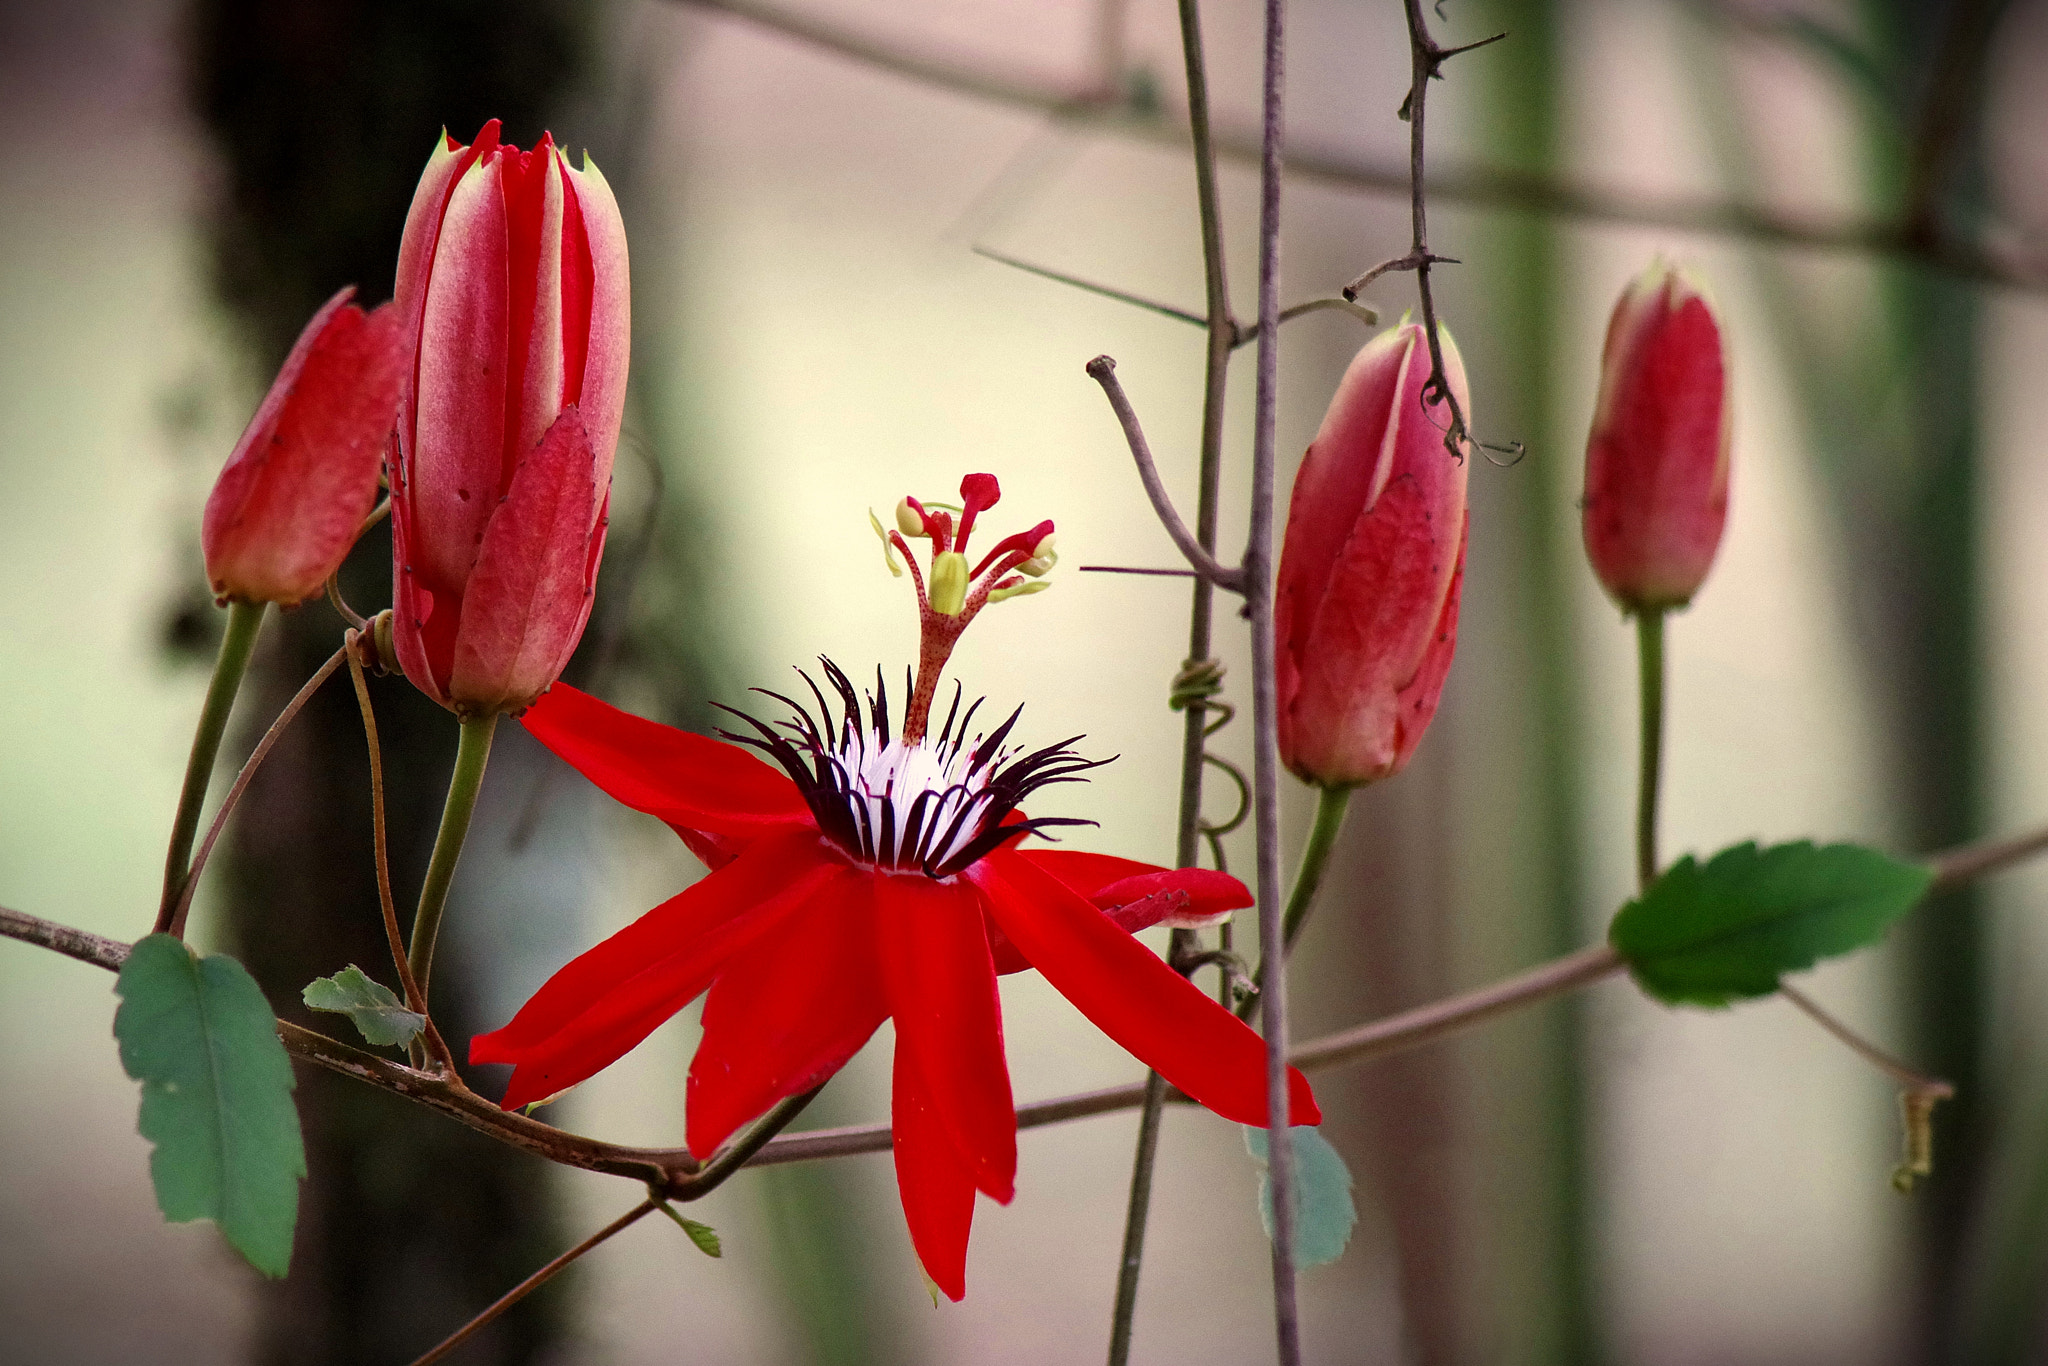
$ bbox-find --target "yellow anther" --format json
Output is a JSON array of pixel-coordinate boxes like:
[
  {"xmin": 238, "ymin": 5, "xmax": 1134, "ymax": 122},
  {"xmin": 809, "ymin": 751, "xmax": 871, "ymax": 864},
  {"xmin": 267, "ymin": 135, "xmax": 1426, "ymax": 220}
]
[
  {"xmin": 989, "ymin": 579, "xmax": 1051, "ymax": 604},
  {"xmin": 895, "ymin": 498, "xmax": 927, "ymax": 538},
  {"xmin": 930, "ymin": 551, "xmax": 969, "ymax": 615},
  {"xmin": 868, "ymin": 510, "xmax": 903, "ymax": 577}
]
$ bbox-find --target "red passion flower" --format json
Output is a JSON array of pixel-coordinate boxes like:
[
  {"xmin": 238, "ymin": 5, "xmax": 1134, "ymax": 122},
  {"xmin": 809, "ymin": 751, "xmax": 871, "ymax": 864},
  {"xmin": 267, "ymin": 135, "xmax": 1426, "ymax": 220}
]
[{"xmin": 472, "ymin": 473, "xmax": 1319, "ymax": 1300}]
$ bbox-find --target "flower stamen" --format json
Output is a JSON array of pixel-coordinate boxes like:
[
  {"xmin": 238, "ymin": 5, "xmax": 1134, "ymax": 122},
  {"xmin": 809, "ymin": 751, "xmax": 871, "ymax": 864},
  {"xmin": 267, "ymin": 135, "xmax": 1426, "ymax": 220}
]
[
  {"xmin": 718, "ymin": 660, "xmax": 1106, "ymax": 879},
  {"xmin": 871, "ymin": 473, "xmax": 1057, "ymax": 742}
]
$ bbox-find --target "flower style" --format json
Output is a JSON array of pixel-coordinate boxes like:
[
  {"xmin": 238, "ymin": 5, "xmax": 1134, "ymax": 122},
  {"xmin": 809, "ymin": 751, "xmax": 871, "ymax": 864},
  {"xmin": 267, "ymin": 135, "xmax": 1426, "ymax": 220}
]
[
  {"xmin": 1276, "ymin": 319, "xmax": 1469, "ymax": 789},
  {"xmin": 473, "ymin": 474, "xmax": 1319, "ymax": 1300},
  {"xmin": 389, "ymin": 120, "xmax": 630, "ymax": 717},
  {"xmin": 1581, "ymin": 259, "xmax": 1731, "ymax": 612},
  {"xmin": 201, "ymin": 286, "xmax": 407, "ymax": 607}
]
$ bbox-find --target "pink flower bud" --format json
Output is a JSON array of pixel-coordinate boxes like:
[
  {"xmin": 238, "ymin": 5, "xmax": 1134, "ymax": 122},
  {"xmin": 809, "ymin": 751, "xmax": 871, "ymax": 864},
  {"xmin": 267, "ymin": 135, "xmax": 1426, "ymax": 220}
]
[
  {"xmin": 1581, "ymin": 260, "xmax": 1731, "ymax": 611},
  {"xmin": 201, "ymin": 287, "xmax": 405, "ymax": 606},
  {"xmin": 1276, "ymin": 321, "xmax": 1469, "ymax": 789},
  {"xmin": 389, "ymin": 121, "xmax": 631, "ymax": 716}
]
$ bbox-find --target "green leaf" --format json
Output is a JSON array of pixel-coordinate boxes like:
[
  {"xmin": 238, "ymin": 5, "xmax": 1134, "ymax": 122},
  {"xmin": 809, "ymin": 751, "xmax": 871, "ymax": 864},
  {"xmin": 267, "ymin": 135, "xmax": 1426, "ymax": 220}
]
[
  {"xmin": 302, "ymin": 965, "xmax": 426, "ymax": 1049},
  {"xmin": 114, "ymin": 933, "xmax": 305, "ymax": 1278},
  {"xmin": 657, "ymin": 1200, "xmax": 722, "ymax": 1257},
  {"xmin": 1609, "ymin": 840, "xmax": 1934, "ymax": 1006},
  {"xmin": 1243, "ymin": 1125, "xmax": 1356, "ymax": 1268}
]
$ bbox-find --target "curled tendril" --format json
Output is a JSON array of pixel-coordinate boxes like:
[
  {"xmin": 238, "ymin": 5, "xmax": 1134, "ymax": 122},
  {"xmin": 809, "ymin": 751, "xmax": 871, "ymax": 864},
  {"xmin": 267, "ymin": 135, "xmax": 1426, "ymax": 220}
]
[{"xmin": 1168, "ymin": 658, "xmax": 1249, "ymax": 874}]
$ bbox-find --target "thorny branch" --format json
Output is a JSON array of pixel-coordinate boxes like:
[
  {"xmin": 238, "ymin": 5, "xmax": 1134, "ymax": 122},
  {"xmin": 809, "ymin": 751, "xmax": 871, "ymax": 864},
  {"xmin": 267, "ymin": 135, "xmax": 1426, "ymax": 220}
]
[
  {"xmin": 2, "ymin": 818, "xmax": 2043, "ymax": 1190},
  {"xmin": 1344, "ymin": 0, "xmax": 1507, "ymax": 459},
  {"xmin": 666, "ymin": 0, "xmax": 2048, "ymax": 294}
]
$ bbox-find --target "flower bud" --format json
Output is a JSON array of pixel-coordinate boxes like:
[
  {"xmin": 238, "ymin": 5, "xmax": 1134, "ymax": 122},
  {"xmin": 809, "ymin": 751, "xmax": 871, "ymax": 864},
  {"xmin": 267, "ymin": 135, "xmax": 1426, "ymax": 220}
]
[
  {"xmin": 389, "ymin": 122, "xmax": 630, "ymax": 716},
  {"xmin": 1581, "ymin": 260, "xmax": 1731, "ymax": 611},
  {"xmin": 201, "ymin": 287, "xmax": 406, "ymax": 606},
  {"xmin": 1276, "ymin": 320, "xmax": 1468, "ymax": 789}
]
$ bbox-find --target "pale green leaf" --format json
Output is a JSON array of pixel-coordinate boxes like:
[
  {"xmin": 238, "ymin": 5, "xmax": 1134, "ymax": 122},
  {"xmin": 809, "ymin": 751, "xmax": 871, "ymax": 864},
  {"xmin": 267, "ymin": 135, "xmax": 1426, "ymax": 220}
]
[{"xmin": 302, "ymin": 965, "xmax": 425, "ymax": 1048}]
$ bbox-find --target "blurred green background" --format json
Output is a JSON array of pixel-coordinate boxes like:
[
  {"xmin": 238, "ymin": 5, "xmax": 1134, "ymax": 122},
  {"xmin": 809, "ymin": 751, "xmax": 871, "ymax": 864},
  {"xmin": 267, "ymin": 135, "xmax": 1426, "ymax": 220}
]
[{"xmin": 6, "ymin": 0, "xmax": 2048, "ymax": 1361}]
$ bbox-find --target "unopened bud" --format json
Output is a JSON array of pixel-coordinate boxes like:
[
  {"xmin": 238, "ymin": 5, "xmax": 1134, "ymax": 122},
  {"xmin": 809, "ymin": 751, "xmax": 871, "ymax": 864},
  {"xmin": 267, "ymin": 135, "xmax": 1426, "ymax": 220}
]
[
  {"xmin": 930, "ymin": 551, "xmax": 969, "ymax": 615},
  {"xmin": 1582, "ymin": 259, "xmax": 1730, "ymax": 612}
]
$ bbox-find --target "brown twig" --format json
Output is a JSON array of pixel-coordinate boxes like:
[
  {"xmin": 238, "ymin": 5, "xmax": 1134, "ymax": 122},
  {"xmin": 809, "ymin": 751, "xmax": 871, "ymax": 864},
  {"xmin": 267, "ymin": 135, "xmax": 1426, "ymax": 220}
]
[
  {"xmin": 1777, "ymin": 981, "xmax": 1955, "ymax": 1191},
  {"xmin": 974, "ymin": 244, "xmax": 1207, "ymax": 329},
  {"xmin": 343, "ymin": 629, "xmax": 454, "ymax": 1069},
  {"xmin": 162, "ymin": 645, "xmax": 348, "ymax": 939},
  {"xmin": 1084, "ymin": 355, "xmax": 1246, "ymax": 592},
  {"xmin": 12, "ymin": 816, "xmax": 2048, "ymax": 1188},
  {"xmin": 1378, "ymin": 1, "xmax": 1506, "ymax": 459},
  {"xmin": 664, "ymin": 0, "xmax": 2048, "ymax": 294},
  {"xmin": 407, "ymin": 1199, "xmax": 659, "ymax": 1366}
]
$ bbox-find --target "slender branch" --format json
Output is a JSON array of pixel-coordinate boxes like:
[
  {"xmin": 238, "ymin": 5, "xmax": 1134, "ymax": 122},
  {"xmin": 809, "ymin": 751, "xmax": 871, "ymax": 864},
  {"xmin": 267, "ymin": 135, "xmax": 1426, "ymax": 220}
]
[
  {"xmin": 1085, "ymin": 355, "xmax": 1246, "ymax": 592},
  {"xmin": 1245, "ymin": 0, "xmax": 1301, "ymax": 1355},
  {"xmin": 325, "ymin": 572, "xmax": 368, "ymax": 631},
  {"xmin": 14, "ymin": 814, "xmax": 2048, "ymax": 1189},
  {"xmin": 344, "ymin": 630, "xmax": 453, "ymax": 1068},
  {"xmin": 1079, "ymin": 565, "xmax": 1200, "ymax": 577},
  {"xmin": 975, "ymin": 241, "xmax": 1376, "ymax": 347},
  {"xmin": 1779, "ymin": 981, "xmax": 1953, "ymax": 1098},
  {"xmin": 0, "ymin": 906, "xmax": 129, "ymax": 972},
  {"xmin": 407, "ymin": 713, "xmax": 499, "ymax": 1006},
  {"xmin": 1108, "ymin": 3, "xmax": 1240, "ymax": 1355},
  {"xmin": 1926, "ymin": 824, "xmax": 2048, "ymax": 892},
  {"xmin": 1636, "ymin": 609, "xmax": 1667, "ymax": 890},
  {"xmin": 166, "ymin": 644, "xmax": 348, "ymax": 939},
  {"xmin": 1107, "ymin": 1069, "xmax": 1171, "ymax": 1364},
  {"xmin": 663, "ymin": 0, "xmax": 2048, "ymax": 294},
  {"xmin": 156, "ymin": 599, "xmax": 266, "ymax": 932},
  {"xmin": 1342, "ymin": 249, "xmax": 1458, "ymax": 301},
  {"xmin": 1234, "ymin": 297, "xmax": 1380, "ymax": 348},
  {"xmin": 408, "ymin": 1199, "xmax": 659, "ymax": 1366},
  {"xmin": 356, "ymin": 495, "xmax": 392, "ymax": 538},
  {"xmin": 1777, "ymin": 981, "xmax": 1954, "ymax": 1191},
  {"xmin": 974, "ymin": 245, "xmax": 1207, "ymax": 328},
  {"xmin": 1394, "ymin": 0, "xmax": 1495, "ymax": 458}
]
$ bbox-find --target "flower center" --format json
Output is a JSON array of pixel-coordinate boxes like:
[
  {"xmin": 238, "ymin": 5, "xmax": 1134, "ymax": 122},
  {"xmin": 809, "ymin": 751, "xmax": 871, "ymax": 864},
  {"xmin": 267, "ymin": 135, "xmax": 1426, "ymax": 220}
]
[
  {"xmin": 719, "ymin": 660, "xmax": 1103, "ymax": 878},
  {"xmin": 868, "ymin": 472, "xmax": 1057, "ymax": 743}
]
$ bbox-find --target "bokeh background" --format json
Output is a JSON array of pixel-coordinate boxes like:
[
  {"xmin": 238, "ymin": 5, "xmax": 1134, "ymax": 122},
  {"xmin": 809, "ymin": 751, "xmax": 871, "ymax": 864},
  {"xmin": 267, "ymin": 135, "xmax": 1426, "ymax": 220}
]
[{"xmin": 6, "ymin": 0, "xmax": 2048, "ymax": 1361}]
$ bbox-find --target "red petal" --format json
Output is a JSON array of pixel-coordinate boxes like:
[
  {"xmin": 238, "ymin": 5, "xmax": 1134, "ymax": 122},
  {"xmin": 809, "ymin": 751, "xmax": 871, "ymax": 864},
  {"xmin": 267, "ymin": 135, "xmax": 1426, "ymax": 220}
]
[
  {"xmin": 686, "ymin": 895, "xmax": 888, "ymax": 1157},
  {"xmin": 203, "ymin": 290, "xmax": 405, "ymax": 606},
  {"xmin": 969, "ymin": 851, "xmax": 1319, "ymax": 1127},
  {"xmin": 1021, "ymin": 851, "xmax": 1250, "ymax": 926},
  {"xmin": 472, "ymin": 827, "xmax": 841, "ymax": 1108},
  {"xmin": 520, "ymin": 683, "xmax": 812, "ymax": 839},
  {"xmin": 561, "ymin": 154, "xmax": 630, "ymax": 497},
  {"xmin": 447, "ymin": 407, "xmax": 599, "ymax": 713},
  {"xmin": 505, "ymin": 133, "xmax": 566, "ymax": 472},
  {"xmin": 874, "ymin": 874, "xmax": 1016, "ymax": 1203},
  {"xmin": 411, "ymin": 151, "xmax": 512, "ymax": 597},
  {"xmin": 982, "ymin": 852, "xmax": 1253, "ymax": 972},
  {"xmin": 892, "ymin": 1040, "xmax": 976, "ymax": 1302}
]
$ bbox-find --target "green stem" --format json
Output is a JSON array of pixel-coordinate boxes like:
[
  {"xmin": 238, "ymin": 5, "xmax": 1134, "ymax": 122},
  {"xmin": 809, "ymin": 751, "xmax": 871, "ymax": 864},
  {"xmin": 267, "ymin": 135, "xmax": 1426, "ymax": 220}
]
[
  {"xmin": 156, "ymin": 599, "xmax": 266, "ymax": 934},
  {"xmin": 1634, "ymin": 609, "xmax": 1666, "ymax": 891},
  {"xmin": 407, "ymin": 712, "xmax": 499, "ymax": 1006},
  {"xmin": 1234, "ymin": 783, "xmax": 1353, "ymax": 1024},
  {"xmin": 1281, "ymin": 784, "xmax": 1352, "ymax": 950}
]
